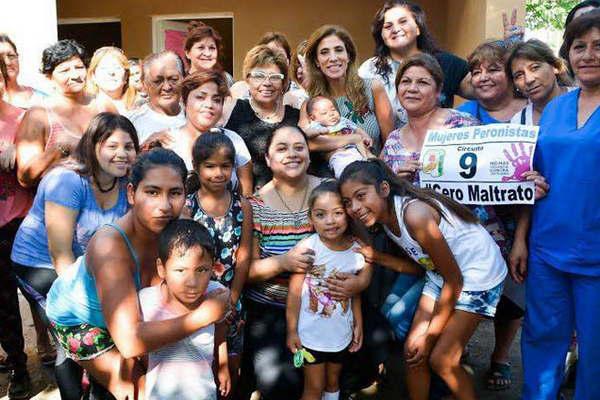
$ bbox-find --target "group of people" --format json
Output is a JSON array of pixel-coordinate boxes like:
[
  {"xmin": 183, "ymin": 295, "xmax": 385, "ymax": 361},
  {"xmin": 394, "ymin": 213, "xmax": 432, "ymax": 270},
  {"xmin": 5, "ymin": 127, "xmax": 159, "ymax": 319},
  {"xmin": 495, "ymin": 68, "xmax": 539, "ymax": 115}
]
[{"xmin": 0, "ymin": 1, "xmax": 599, "ymax": 400}]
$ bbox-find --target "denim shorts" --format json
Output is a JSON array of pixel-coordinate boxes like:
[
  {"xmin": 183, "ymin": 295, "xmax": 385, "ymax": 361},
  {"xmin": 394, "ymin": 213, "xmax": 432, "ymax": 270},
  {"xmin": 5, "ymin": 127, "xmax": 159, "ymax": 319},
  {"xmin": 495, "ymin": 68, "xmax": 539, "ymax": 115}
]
[{"xmin": 422, "ymin": 277, "xmax": 504, "ymax": 318}]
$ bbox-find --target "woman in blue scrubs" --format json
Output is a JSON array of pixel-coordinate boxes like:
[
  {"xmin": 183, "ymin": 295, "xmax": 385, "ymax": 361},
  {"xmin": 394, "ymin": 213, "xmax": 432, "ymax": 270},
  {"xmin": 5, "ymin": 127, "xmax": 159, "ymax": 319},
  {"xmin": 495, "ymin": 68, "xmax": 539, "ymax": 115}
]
[{"xmin": 517, "ymin": 11, "xmax": 600, "ymax": 400}]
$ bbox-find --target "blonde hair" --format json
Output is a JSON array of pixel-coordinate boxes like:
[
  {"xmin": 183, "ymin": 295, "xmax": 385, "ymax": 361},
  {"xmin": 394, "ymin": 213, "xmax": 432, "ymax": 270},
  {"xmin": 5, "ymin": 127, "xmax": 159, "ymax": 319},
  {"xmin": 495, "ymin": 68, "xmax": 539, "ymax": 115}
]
[
  {"xmin": 305, "ymin": 25, "xmax": 369, "ymax": 116},
  {"xmin": 87, "ymin": 46, "xmax": 136, "ymax": 110},
  {"xmin": 242, "ymin": 45, "xmax": 289, "ymax": 87}
]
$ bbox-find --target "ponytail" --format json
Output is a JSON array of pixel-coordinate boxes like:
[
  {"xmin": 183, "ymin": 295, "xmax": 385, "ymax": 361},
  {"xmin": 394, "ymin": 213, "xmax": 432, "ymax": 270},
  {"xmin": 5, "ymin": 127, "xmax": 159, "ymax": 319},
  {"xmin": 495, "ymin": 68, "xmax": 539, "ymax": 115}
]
[{"xmin": 339, "ymin": 159, "xmax": 478, "ymax": 224}]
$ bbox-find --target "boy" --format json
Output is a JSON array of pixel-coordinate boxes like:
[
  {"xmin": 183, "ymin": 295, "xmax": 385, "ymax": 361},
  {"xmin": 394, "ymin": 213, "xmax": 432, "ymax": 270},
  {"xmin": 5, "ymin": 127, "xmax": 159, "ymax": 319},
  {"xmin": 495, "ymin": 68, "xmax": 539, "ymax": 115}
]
[
  {"xmin": 139, "ymin": 219, "xmax": 231, "ymax": 400},
  {"xmin": 306, "ymin": 95, "xmax": 374, "ymax": 178}
]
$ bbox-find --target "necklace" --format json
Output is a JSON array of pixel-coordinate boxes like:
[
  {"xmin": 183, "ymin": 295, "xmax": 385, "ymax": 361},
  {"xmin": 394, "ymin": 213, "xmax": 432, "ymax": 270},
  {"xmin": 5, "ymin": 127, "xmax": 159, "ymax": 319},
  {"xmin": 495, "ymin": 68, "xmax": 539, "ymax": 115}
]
[
  {"xmin": 95, "ymin": 176, "xmax": 118, "ymax": 193},
  {"xmin": 249, "ymin": 97, "xmax": 282, "ymax": 122},
  {"xmin": 273, "ymin": 182, "xmax": 310, "ymax": 228}
]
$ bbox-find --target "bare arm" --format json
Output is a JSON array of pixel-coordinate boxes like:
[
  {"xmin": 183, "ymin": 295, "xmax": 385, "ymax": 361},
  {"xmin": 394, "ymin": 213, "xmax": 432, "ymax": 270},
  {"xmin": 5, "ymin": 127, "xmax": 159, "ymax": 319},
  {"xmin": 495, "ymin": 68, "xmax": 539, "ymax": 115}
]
[
  {"xmin": 404, "ymin": 202, "xmax": 463, "ymax": 343},
  {"xmin": 236, "ymin": 163, "xmax": 254, "ymax": 198},
  {"xmin": 354, "ymin": 239, "xmax": 422, "ymax": 275},
  {"xmin": 90, "ymin": 228, "xmax": 227, "ymax": 358},
  {"xmin": 15, "ymin": 107, "xmax": 61, "ymax": 187},
  {"xmin": 45, "ymin": 202, "xmax": 78, "ymax": 275},
  {"xmin": 248, "ymin": 236, "xmax": 314, "ymax": 283},
  {"xmin": 349, "ymin": 293, "xmax": 363, "ymax": 352},
  {"xmin": 509, "ymin": 205, "xmax": 531, "ymax": 284},
  {"xmin": 214, "ymin": 321, "xmax": 230, "ymax": 397},
  {"xmin": 230, "ymin": 199, "xmax": 252, "ymax": 304},
  {"xmin": 286, "ymin": 271, "xmax": 304, "ymax": 353},
  {"xmin": 371, "ymin": 79, "xmax": 394, "ymax": 143}
]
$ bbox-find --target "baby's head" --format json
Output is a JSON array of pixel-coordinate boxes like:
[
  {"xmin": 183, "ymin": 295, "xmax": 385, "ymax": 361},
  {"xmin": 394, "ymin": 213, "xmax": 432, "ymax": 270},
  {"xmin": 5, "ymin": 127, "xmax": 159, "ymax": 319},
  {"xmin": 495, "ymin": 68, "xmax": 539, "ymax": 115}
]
[
  {"xmin": 306, "ymin": 95, "xmax": 341, "ymax": 127},
  {"xmin": 157, "ymin": 219, "xmax": 215, "ymax": 309}
]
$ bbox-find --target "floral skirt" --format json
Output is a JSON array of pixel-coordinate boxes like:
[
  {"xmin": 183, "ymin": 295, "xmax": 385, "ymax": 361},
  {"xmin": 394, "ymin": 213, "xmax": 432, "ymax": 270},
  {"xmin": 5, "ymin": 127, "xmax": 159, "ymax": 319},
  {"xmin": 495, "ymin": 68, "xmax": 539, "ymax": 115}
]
[{"xmin": 50, "ymin": 321, "xmax": 115, "ymax": 361}]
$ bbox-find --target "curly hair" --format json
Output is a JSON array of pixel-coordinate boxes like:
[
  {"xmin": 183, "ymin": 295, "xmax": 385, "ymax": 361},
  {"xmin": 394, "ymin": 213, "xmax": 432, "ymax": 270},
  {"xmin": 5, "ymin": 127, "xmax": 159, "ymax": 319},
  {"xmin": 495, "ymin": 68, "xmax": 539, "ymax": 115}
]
[
  {"xmin": 41, "ymin": 39, "xmax": 86, "ymax": 75},
  {"xmin": 305, "ymin": 25, "xmax": 369, "ymax": 116}
]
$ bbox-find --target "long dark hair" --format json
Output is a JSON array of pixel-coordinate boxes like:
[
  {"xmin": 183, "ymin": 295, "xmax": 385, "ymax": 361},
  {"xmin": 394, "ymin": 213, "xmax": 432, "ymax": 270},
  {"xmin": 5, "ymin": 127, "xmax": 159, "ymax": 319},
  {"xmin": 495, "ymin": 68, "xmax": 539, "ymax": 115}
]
[
  {"xmin": 371, "ymin": 1, "xmax": 439, "ymax": 85},
  {"xmin": 129, "ymin": 148, "xmax": 187, "ymax": 191},
  {"xmin": 339, "ymin": 159, "xmax": 478, "ymax": 225},
  {"xmin": 73, "ymin": 112, "xmax": 139, "ymax": 178}
]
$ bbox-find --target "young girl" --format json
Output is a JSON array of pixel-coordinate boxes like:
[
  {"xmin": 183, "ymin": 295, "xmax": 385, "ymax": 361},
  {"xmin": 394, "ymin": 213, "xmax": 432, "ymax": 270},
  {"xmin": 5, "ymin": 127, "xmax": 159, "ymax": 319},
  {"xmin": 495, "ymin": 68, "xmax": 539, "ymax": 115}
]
[
  {"xmin": 339, "ymin": 159, "xmax": 507, "ymax": 400},
  {"xmin": 286, "ymin": 181, "xmax": 370, "ymax": 400},
  {"xmin": 184, "ymin": 132, "xmax": 252, "ymax": 398}
]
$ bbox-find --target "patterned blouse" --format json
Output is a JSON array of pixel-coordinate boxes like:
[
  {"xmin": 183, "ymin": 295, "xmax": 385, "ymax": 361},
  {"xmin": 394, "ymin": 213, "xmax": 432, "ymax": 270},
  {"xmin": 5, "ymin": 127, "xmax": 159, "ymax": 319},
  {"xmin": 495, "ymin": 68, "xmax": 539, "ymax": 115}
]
[
  {"xmin": 380, "ymin": 108, "xmax": 510, "ymax": 257},
  {"xmin": 186, "ymin": 191, "xmax": 244, "ymax": 287},
  {"xmin": 247, "ymin": 195, "xmax": 314, "ymax": 307}
]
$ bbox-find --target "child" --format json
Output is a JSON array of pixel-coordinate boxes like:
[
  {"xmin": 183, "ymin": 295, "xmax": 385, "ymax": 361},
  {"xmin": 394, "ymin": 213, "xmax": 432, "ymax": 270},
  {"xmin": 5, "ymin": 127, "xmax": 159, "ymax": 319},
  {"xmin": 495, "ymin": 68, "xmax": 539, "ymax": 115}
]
[
  {"xmin": 306, "ymin": 96, "xmax": 374, "ymax": 178},
  {"xmin": 184, "ymin": 132, "xmax": 252, "ymax": 397},
  {"xmin": 139, "ymin": 219, "xmax": 231, "ymax": 400},
  {"xmin": 286, "ymin": 181, "xmax": 370, "ymax": 400},
  {"xmin": 339, "ymin": 159, "xmax": 507, "ymax": 400}
]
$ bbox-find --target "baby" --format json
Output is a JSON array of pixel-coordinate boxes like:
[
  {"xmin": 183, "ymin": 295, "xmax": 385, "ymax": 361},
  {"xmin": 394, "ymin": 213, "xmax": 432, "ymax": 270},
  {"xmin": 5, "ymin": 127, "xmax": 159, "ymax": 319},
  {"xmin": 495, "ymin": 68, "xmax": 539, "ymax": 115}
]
[
  {"xmin": 307, "ymin": 96, "xmax": 374, "ymax": 178},
  {"xmin": 139, "ymin": 219, "xmax": 230, "ymax": 400}
]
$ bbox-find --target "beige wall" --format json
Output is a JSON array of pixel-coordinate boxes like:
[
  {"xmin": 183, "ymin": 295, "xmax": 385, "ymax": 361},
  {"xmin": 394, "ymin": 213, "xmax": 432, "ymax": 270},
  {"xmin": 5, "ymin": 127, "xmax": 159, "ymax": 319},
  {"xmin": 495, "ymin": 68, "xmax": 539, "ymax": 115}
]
[{"xmin": 57, "ymin": 0, "xmax": 450, "ymax": 79}]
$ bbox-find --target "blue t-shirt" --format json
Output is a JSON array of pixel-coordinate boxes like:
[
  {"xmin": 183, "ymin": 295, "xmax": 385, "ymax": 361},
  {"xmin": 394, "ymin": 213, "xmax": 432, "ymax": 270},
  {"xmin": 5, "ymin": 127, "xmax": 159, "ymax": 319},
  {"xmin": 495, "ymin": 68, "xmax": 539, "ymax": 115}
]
[
  {"xmin": 457, "ymin": 100, "xmax": 503, "ymax": 125},
  {"xmin": 530, "ymin": 89, "xmax": 600, "ymax": 274},
  {"xmin": 11, "ymin": 167, "xmax": 129, "ymax": 269}
]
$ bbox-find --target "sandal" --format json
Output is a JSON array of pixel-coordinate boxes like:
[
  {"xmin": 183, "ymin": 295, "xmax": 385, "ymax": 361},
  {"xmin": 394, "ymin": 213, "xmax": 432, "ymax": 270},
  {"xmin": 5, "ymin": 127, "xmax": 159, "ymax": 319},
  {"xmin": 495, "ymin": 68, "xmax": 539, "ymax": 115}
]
[{"xmin": 486, "ymin": 361, "xmax": 512, "ymax": 391}]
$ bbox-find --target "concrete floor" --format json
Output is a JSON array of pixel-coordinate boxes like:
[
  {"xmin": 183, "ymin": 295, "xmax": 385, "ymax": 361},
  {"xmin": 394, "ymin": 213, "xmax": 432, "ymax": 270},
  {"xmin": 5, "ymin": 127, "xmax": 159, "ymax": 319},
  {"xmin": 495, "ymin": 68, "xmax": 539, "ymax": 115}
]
[{"xmin": 1, "ymin": 292, "xmax": 573, "ymax": 400}]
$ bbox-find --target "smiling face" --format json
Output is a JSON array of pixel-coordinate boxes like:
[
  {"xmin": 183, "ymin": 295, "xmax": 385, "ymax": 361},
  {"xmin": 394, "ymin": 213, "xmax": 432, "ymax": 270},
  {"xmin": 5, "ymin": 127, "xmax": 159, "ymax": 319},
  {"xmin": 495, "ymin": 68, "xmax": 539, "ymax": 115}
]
[
  {"xmin": 471, "ymin": 60, "xmax": 510, "ymax": 103},
  {"xmin": 397, "ymin": 65, "xmax": 440, "ymax": 115},
  {"xmin": 246, "ymin": 63, "xmax": 285, "ymax": 104},
  {"xmin": 93, "ymin": 54, "xmax": 126, "ymax": 94},
  {"xmin": 197, "ymin": 146, "xmax": 233, "ymax": 193},
  {"xmin": 0, "ymin": 42, "xmax": 19, "ymax": 82},
  {"xmin": 185, "ymin": 81, "xmax": 224, "ymax": 131},
  {"xmin": 186, "ymin": 37, "xmax": 218, "ymax": 72},
  {"xmin": 128, "ymin": 166, "xmax": 186, "ymax": 234},
  {"xmin": 511, "ymin": 57, "xmax": 558, "ymax": 103},
  {"xmin": 340, "ymin": 179, "xmax": 389, "ymax": 228},
  {"xmin": 144, "ymin": 55, "xmax": 182, "ymax": 111},
  {"xmin": 316, "ymin": 34, "xmax": 350, "ymax": 81},
  {"xmin": 266, "ymin": 127, "xmax": 310, "ymax": 181},
  {"xmin": 309, "ymin": 192, "xmax": 348, "ymax": 243},
  {"xmin": 129, "ymin": 64, "xmax": 142, "ymax": 92},
  {"xmin": 95, "ymin": 129, "xmax": 137, "ymax": 178},
  {"xmin": 569, "ymin": 27, "xmax": 600, "ymax": 88},
  {"xmin": 381, "ymin": 6, "xmax": 420, "ymax": 52},
  {"xmin": 157, "ymin": 244, "xmax": 213, "ymax": 309},
  {"xmin": 51, "ymin": 56, "xmax": 87, "ymax": 95},
  {"xmin": 309, "ymin": 97, "xmax": 341, "ymax": 126}
]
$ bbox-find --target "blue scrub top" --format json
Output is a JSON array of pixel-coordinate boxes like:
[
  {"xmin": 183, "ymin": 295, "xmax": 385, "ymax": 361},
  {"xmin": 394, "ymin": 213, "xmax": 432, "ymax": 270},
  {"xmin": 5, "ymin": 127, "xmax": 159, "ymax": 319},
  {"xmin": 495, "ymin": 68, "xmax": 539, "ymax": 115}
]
[
  {"xmin": 457, "ymin": 100, "xmax": 503, "ymax": 124},
  {"xmin": 530, "ymin": 89, "xmax": 600, "ymax": 275}
]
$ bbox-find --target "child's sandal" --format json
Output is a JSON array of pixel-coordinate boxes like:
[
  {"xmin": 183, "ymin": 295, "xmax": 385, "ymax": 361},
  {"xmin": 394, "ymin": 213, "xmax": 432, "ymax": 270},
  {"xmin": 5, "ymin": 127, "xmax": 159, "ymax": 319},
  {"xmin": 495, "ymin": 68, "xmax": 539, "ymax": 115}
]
[{"xmin": 486, "ymin": 361, "xmax": 512, "ymax": 391}]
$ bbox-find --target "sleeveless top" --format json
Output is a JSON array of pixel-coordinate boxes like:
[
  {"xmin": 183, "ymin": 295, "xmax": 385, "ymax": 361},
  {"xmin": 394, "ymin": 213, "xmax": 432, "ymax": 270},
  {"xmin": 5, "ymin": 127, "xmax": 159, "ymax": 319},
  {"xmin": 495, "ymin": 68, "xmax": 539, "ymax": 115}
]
[
  {"xmin": 46, "ymin": 223, "xmax": 142, "ymax": 328},
  {"xmin": 186, "ymin": 191, "xmax": 244, "ymax": 287},
  {"xmin": 44, "ymin": 106, "xmax": 83, "ymax": 151},
  {"xmin": 225, "ymin": 99, "xmax": 300, "ymax": 189},
  {"xmin": 383, "ymin": 196, "xmax": 507, "ymax": 291}
]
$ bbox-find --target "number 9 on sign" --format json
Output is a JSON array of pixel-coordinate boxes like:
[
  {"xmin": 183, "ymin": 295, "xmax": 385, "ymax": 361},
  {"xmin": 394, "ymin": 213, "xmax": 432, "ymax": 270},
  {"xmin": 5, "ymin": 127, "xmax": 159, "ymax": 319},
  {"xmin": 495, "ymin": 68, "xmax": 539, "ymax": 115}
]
[{"xmin": 459, "ymin": 152, "xmax": 477, "ymax": 179}]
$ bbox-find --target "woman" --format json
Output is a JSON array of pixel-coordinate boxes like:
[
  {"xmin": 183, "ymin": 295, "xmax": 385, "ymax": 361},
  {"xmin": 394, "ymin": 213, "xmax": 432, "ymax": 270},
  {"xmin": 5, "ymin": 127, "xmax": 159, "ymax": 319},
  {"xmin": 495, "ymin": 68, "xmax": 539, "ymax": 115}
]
[
  {"xmin": 87, "ymin": 46, "xmax": 137, "ymax": 114},
  {"xmin": 15, "ymin": 39, "xmax": 116, "ymax": 188},
  {"xmin": 457, "ymin": 41, "xmax": 527, "ymax": 124},
  {"xmin": 222, "ymin": 45, "xmax": 300, "ymax": 190},
  {"xmin": 10, "ymin": 112, "xmax": 138, "ymax": 399},
  {"xmin": 0, "ymin": 34, "xmax": 47, "ymax": 109},
  {"xmin": 184, "ymin": 21, "xmax": 234, "ymax": 87},
  {"xmin": 241, "ymin": 125, "xmax": 369, "ymax": 399},
  {"xmin": 517, "ymin": 12, "xmax": 600, "ymax": 400},
  {"xmin": 359, "ymin": 1, "xmax": 472, "ymax": 128},
  {"xmin": 303, "ymin": 25, "xmax": 394, "ymax": 150},
  {"xmin": 0, "ymin": 56, "xmax": 32, "ymax": 399},
  {"xmin": 45, "ymin": 148, "xmax": 229, "ymax": 398},
  {"xmin": 128, "ymin": 57, "xmax": 147, "ymax": 106},
  {"xmin": 508, "ymin": 39, "xmax": 573, "ymax": 125},
  {"xmin": 288, "ymin": 40, "xmax": 310, "ymax": 108},
  {"xmin": 144, "ymin": 71, "xmax": 253, "ymax": 197}
]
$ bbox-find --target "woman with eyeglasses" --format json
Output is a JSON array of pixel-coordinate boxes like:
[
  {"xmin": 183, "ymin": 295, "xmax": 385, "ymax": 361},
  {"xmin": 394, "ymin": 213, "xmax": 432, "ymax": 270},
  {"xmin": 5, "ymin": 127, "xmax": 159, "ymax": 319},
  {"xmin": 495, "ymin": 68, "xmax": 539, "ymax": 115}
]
[
  {"xmin": 0, "ymin": 34, "xmax": 47, "ymax": 109},
  {"xmin": 222, "ymin": 45, "xmax": 300, "ymax": 191}
]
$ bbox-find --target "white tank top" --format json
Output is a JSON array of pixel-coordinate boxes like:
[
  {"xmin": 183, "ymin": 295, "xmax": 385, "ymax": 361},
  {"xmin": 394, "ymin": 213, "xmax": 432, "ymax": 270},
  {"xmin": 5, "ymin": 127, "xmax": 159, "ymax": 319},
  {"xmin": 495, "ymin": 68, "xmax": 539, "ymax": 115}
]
[{"xmin": 383, "ymin": 196, "xmax": 507, "ymax": 291}]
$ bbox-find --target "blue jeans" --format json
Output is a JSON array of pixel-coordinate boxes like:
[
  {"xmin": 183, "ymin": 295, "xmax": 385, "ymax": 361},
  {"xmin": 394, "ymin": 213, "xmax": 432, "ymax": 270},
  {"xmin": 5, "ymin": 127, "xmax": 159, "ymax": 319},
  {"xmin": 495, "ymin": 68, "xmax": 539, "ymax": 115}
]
[
  {"xmin": 522, "ymin": 253, "xmax": 600, "ymax": 400},
  {"xmin": 380, "ymin": 273, "xmax": 425, "ymax": 342}
]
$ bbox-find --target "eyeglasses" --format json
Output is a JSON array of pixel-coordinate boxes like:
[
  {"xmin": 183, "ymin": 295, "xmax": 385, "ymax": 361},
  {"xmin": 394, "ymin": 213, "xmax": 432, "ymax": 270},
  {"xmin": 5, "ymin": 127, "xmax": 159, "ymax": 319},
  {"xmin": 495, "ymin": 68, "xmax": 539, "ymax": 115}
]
[
  {"xmin": 247, "ymin": 71, "xmax": 285, "ymax": 84},
  {"xmin": 148, "ymin": 76, "xmax": 181, "ymax": 88}
]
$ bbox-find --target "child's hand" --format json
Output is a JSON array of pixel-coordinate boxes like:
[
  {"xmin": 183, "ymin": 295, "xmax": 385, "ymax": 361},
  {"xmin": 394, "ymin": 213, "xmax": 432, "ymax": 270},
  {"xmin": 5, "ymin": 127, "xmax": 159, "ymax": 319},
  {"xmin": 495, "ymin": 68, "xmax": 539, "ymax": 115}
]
[
  {"xmin": 217, "ymin": 365, "xmax": 231, "ymax": 397},
  {"xmin": 349, "ymin": 322, "xmax": 363, "ymax": 353},
  {"xmin": 405, "ymin": 334, "xmax": 433, "ymax": 366},
  {"xmin": 287, "ymin": 331, "xmax": 302, "ymax": 354}
]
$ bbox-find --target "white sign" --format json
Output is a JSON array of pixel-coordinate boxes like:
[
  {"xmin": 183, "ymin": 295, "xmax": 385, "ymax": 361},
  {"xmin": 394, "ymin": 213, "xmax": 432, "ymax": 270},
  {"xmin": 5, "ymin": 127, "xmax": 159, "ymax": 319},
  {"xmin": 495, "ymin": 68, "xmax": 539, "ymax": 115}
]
[{"xmin": 419, "ymin": 124, "xmax": 539, "ymax": 205}]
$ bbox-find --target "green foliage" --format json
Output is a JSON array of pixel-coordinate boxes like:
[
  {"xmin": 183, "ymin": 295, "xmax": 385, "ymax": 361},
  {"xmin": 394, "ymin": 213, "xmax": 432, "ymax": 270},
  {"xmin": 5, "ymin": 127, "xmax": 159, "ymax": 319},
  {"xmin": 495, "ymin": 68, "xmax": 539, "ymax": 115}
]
[{"xmin": 525, "ymin": 0, "xmax": 580, "ymax": 30}]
